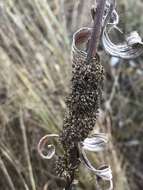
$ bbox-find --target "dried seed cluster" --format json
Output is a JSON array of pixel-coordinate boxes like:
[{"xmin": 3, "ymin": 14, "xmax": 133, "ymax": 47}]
[{"xmin": 56, "ymin": 52, "xmax": 104, "ymax": 179}]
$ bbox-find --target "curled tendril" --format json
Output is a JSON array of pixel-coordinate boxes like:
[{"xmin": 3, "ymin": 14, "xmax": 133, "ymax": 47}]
[
  {"xmin": 37, "ymin": 134, "xmax": 59, "ymax": 159},
  {"xmin": 79, "ymin": 133, "xmax": 113, "ymax": 190},
  {"xmin": 102, "ymin": 0, "xmax": 143, "ymax": 59}
]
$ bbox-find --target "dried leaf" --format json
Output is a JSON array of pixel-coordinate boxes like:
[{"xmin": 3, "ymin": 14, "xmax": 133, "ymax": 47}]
[
  {"xmin": 102, "ymin": 2, "xmax": 143, "ymax": 59},
  {"xmin": 79, "ymin": 143, "xmax": 113, "ymax": 190},
  {"xmin": 81, "ymin": 133, "xmax": 108, "ymax": 152}
]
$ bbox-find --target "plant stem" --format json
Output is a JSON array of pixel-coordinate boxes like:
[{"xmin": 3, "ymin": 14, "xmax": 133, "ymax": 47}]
[
  {"xmin": 65, "ymin": 173, "xmax": 74, "ymax": 190},
  {"xmin": 87, "ymin": 0, "xmax": 106, "ymax": 62}
]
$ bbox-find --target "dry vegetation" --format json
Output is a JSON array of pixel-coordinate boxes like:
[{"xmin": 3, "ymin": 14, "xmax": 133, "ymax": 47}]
[{"xmin": 0, "ymin": 0, "xmax": 143, "ymax": 190}]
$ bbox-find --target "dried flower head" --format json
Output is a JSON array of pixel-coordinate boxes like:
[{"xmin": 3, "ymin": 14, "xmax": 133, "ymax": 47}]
[
  {"xmin": 38, "ymin": 27, "xmax": 112, "ymax": 189},
  {"xmin": 37, "ymin": 0, "xmax": 143, "ymax": 189}
]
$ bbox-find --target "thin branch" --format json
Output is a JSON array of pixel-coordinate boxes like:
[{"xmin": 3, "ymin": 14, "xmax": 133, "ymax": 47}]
[{"xmin": 87, "ymin": 0, "xmax": 106, "ymax": 61}]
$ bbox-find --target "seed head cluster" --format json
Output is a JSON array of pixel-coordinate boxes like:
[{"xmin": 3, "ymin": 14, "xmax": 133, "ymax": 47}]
[{"xmin": 56, "ymin": 50, "xmax": 104, "ymax": 179}]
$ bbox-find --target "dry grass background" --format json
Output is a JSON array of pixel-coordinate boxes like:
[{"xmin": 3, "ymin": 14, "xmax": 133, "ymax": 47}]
[{"xmin": 0, "ymin": 0, "xmax": 143, "ymax": 190}]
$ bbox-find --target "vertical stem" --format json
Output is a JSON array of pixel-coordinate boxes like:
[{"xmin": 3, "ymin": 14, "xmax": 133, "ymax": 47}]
[
  {"xmin": 65, "ymin": 177, "xmax": 73, "ymax": 190},
  {"xmin": 0, "ymin": 158, "xmax": 16, "ymax": 190},
  {"xmin": 87, "ymin": 0, "xmax": 106, "ymax": 62},
  {"xmin": 20, "ymin": 110, "xmax": 36, "ymax": 190}
]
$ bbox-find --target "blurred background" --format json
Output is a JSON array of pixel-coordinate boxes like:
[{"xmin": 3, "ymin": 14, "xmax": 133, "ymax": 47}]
[{"xmin": 0, "ymin": 0, "xmax": 143, "ymax": 189}]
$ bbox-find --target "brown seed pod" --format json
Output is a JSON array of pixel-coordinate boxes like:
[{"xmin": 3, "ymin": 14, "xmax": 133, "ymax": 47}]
[{"xmin": 57, "ymin": 28, "xmax": 105, "ymax": 181}]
